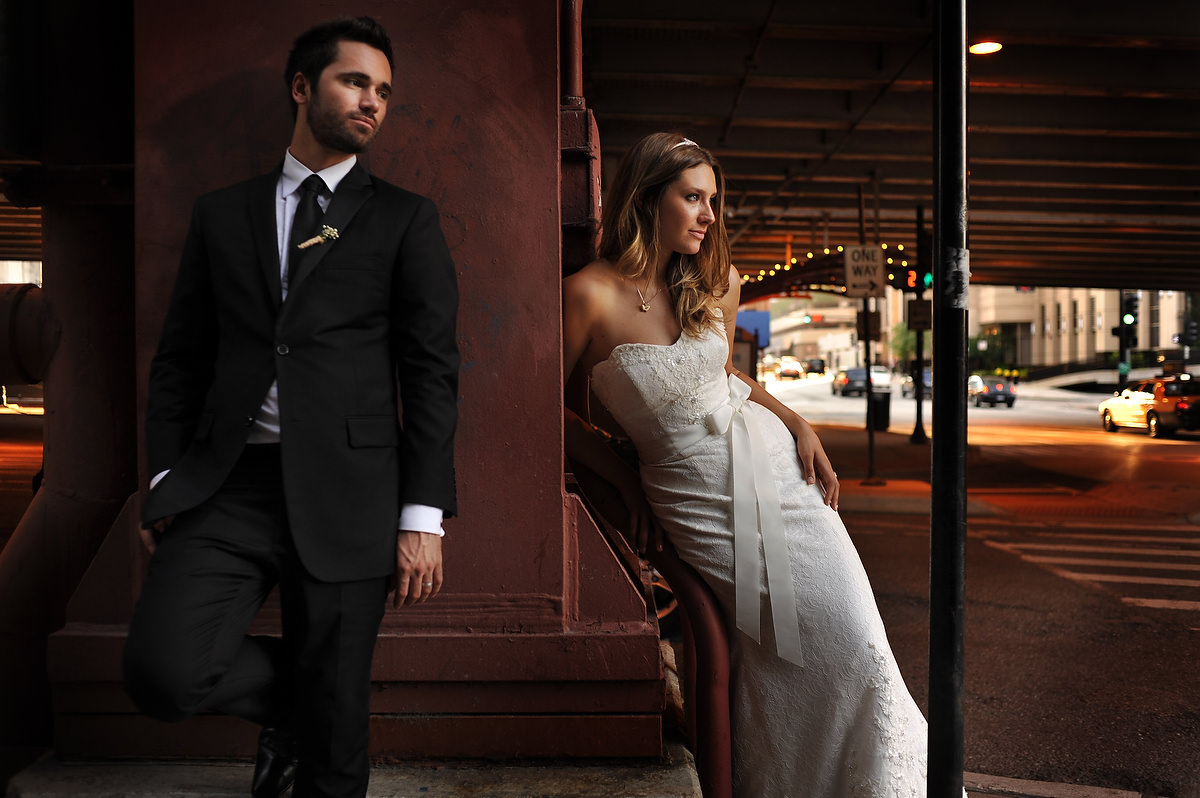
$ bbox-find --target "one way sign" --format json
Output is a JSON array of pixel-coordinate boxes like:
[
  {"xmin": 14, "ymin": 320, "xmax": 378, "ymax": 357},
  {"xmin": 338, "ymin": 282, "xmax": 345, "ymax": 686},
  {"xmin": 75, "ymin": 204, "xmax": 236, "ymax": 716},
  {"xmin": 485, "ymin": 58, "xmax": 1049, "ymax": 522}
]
[{"xmin": 843, "ymin": 245, "xmax": 885, "ymax": 298}]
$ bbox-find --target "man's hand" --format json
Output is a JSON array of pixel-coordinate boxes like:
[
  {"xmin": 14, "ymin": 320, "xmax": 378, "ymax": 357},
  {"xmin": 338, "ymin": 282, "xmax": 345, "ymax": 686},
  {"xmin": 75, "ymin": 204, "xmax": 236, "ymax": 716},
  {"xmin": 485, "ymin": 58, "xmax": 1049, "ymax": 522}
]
[
  {"xmin": 138, "ymin": 516, "xmax": 175, "ymax": 555},
  {"xmin": 392, "ymin": 530, "xmax": 443, "ymax": 608}
]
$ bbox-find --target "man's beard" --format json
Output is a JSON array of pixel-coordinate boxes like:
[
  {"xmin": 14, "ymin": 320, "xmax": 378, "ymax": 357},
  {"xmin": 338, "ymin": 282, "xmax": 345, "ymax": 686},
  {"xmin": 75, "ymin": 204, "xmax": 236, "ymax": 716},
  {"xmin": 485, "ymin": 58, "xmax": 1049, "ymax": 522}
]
[{"xmin": 308, "ymin": 92, "xmax": 377, "ymax": 154}]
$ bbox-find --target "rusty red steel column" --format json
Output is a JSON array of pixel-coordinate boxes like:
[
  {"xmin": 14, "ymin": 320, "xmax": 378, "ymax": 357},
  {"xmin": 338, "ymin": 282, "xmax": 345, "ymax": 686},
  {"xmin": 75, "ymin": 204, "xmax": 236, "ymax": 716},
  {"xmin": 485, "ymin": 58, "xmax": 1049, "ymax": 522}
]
[{"xmin": 45, "ymin": 0, "xmax": 664, "ymax": 761}]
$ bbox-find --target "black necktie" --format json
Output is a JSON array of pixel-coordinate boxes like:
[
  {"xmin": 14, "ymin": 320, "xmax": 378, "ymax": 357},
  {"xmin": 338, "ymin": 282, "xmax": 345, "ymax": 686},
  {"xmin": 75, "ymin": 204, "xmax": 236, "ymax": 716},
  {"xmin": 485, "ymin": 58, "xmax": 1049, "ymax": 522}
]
[{"xmin": 286, "ymin": 174, "xmax": 328, "ymax": 285}]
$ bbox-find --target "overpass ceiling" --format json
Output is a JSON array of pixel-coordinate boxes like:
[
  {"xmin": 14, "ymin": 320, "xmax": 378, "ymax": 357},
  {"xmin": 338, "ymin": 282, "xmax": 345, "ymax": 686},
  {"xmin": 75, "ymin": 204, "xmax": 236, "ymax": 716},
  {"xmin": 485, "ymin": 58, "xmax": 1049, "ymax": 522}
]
[{"xmin": 582, "ymin": 0, "xmax": 1200, "ymax": 291}]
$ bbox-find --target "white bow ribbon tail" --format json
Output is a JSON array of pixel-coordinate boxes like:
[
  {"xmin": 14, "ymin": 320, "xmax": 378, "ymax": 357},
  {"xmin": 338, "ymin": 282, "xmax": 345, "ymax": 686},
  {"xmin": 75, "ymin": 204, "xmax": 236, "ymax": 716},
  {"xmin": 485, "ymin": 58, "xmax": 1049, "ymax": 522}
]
[{"xmin": 705, "ymin": 374, "xmax": 805, "ymax": 666}]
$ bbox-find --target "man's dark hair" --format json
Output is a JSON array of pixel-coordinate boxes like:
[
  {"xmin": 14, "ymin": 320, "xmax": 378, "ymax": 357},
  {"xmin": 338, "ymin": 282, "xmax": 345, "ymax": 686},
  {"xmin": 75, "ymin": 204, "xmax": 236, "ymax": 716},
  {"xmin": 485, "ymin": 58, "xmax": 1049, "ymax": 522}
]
[{"xmin": 284, "ymin": 16, "xmax": 395, "ymax": 118}]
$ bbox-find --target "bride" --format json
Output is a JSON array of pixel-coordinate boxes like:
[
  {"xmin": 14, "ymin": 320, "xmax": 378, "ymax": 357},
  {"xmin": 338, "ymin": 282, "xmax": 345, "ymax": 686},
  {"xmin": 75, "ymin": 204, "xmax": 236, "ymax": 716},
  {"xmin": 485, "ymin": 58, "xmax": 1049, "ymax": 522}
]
[{"xmin": 563, "ymin": 132, "xmax": 930, "ymax": 797}]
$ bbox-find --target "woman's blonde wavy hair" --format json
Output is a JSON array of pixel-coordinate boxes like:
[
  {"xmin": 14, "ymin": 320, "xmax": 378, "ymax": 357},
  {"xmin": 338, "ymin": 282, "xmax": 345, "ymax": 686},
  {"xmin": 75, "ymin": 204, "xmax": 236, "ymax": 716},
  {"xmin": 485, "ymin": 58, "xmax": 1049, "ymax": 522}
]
[{"xmin": 598, "ymin": 132, "xmax": 731, "ymax": 337}]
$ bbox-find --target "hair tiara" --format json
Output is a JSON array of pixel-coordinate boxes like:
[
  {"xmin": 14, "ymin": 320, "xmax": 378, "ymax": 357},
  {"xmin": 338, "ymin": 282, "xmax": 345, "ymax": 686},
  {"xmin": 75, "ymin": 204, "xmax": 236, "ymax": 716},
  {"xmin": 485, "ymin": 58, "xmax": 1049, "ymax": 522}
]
[{"xmin": 672, "ymin": 138, "xmax": 698, "ymax": 149}]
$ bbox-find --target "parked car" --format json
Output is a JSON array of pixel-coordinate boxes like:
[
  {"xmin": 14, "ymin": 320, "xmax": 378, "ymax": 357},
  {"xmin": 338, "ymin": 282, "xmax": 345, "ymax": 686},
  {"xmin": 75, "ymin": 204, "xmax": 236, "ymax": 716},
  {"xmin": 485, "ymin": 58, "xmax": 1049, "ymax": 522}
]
[
  {"xmin": 831, "ymin": 366, "xmax": 892, "ymax": 397},
  {"xmin": 967, "ymin": 375, "xmax": 1016, "ymax": 407},
  {"xmin": 900, "ymin": 368, "xmax": 932, "ymax": 398},
  {"xmin": 777, "ymin": 356, "xmax": 803, "ymax": 380},
  {"xmin": 803, "ymin": 358, "xmax": 827, "ymax": 376},
  {"xmin": 1098, "ymin": 374, "xmax": 1200, "ymax": 438}
]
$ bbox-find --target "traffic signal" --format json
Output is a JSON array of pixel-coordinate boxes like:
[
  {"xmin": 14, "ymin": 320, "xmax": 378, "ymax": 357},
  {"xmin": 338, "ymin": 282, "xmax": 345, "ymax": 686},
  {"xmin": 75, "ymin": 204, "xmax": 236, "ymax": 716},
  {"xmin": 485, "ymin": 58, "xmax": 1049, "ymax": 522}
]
[
  {"xmin": 1121, "ymin": 293, "xmax": 1139, "ymax": 348},
  {"xmin": 915, "ymin": 227, "xmax": 932, "ymax": 291},
  {"xmin": 884, "ymin": 227, "xmax": 932, "ymax": 293},
  {"xmin": 1184, "ymin": 318, "xmax": 1199, "ymax": 346},
  {"xmin": 1121, "ymin": 293, "xmax": 1139, "ymax": 326},
  {"xmin": 887, "ymin": 266, "xmax": 922, "ymax": 292}
]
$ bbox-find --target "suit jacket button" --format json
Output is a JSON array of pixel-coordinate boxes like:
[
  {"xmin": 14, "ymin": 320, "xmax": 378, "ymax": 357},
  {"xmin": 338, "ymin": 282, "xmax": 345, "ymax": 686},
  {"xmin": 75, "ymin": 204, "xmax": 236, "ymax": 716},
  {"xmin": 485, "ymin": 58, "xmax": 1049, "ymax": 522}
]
[
  {"xmin": 276, "ymin": 343, "xmax": 290, "ymax": 355},
  {"xmin": 245, "ymin": 417, "xmax": 255, "ymax": 426}
]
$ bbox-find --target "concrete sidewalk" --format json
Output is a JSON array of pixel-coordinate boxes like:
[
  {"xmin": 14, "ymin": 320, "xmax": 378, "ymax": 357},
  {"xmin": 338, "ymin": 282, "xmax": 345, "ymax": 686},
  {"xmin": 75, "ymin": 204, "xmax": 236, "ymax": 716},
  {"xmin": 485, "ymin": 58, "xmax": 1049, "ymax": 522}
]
[
  {"xmin": 8, "ymin": 747, "xmax": 706, "ymax": 797},
  {"xmin": 817, "ymin": 422, "xmax": 1200, "ymax": 527},
  {"xmin": 6, "ymin": 753, "xmax": 1147, "ymax": 798}
]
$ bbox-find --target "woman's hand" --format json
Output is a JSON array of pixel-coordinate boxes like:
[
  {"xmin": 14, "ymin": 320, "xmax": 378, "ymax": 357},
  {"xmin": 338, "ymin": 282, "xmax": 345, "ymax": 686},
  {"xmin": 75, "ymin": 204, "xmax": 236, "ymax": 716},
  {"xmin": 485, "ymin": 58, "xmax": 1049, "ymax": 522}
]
[
  {"xmin": 616, "ymin": 473, "xmax": 663, "ymax": 556},
  {"xmin": 793, "ymin": 417, "xmax": 840, "ymax": 511}
]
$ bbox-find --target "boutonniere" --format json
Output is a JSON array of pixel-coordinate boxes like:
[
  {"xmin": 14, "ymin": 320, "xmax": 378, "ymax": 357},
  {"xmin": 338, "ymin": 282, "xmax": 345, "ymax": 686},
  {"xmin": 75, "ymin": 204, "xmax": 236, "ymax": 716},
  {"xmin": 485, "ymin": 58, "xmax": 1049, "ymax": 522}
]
[{"xmin": 297, "ymin": 224, "xmax": 339, "ymax": 250}]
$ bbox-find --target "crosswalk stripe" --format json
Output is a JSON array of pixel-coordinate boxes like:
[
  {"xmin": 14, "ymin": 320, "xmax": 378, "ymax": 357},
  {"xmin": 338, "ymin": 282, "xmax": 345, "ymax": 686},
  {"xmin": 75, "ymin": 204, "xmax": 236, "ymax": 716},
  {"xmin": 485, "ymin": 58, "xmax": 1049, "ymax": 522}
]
[
  {"xmin": 1027, "ymin": 532, "xmax": 1200, "ymax": 545},
  {"xmin": 1008, "ymin": 543, "xmax": 1200, "ymax": 557},
  {"xmin": 1121, "ymin": 598, "xmax": 1200, "ymax": 611},
  {"xmin": 986, "ymin": 532, "xmax": 1200, "ymax": 613},
  {"xmin": 1066, "ymin": 573, "xmax": 1200, "ymax": 588},
  {"xmin": 1021, "ymin": 555, "xmax": 1200, "ymax": 572}
]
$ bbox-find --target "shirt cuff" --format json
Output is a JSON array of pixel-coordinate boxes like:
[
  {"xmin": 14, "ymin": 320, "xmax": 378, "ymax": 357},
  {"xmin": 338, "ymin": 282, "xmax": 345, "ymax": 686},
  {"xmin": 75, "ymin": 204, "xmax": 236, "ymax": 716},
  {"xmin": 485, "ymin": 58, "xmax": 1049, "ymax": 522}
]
[
  {"xmin": 399, "ymin": 503, "xmax": 445, "ymax": 537},
  {"xmin": 149, "ymin": 469, "xmax": 170, "ymax": 490}
]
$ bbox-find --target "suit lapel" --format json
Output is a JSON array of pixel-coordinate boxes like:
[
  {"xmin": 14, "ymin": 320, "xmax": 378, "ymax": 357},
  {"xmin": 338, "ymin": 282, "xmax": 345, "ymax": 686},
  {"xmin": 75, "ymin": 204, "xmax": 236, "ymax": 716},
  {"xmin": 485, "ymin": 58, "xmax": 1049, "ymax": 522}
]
[
  {"xmin": 250, "ymin": 169, "xmax": 284, "ymax": 311},
  {"xmin": 287, "ymin": 163, "xmax": 375, "ymax": 295}
]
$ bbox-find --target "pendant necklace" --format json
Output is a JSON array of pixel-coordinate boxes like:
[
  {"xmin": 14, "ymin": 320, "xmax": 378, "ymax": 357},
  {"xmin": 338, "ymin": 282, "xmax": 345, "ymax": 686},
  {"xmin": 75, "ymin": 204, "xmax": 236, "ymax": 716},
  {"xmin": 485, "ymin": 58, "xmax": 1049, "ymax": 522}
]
[{"xmin": 635, "ymin": 276, "xmax": 664, "ymax": 312}]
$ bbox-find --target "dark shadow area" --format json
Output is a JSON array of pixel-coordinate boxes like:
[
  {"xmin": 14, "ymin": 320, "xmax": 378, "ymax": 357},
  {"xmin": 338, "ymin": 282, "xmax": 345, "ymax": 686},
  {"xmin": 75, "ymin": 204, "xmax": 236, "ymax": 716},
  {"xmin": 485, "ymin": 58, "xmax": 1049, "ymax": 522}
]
[{"xmin": 0, "ymin": 412, "xmax": 42, "ymax": 553}]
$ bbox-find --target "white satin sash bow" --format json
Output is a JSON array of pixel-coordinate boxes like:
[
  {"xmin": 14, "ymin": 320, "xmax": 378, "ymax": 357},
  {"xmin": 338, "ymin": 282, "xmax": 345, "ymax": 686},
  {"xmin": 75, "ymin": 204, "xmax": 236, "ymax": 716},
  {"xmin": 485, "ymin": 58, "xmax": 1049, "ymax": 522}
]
[{"xmin": 703, "ymin": 374, "xmax": 805, "ymax": 667}]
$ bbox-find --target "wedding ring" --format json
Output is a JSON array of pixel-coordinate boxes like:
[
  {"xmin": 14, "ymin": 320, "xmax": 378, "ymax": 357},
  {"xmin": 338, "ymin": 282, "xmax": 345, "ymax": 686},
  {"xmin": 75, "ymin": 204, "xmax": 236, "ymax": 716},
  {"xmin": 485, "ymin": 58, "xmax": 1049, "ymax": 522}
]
[{"xmin": 422, "ymin": 582, "xmax": 434, "ymax": 588}]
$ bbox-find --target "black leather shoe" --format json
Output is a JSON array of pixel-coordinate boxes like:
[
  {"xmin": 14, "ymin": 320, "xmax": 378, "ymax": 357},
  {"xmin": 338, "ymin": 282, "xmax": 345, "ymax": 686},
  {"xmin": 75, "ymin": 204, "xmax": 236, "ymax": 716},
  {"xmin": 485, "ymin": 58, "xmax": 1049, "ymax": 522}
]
[{"xmin": 251, "ymin": 726, "xmax": 297, "ymax": 797}]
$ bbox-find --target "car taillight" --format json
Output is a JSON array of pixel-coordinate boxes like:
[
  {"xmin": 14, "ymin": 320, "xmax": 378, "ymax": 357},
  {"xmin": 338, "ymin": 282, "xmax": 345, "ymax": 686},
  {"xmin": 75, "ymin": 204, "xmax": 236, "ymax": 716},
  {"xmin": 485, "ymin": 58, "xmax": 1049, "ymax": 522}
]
[
  {"xmin": 994, "ymin": 383, "xmax": 1004, "ymax": 391},
  {"xmin": 1178, "ymin": 400, "xmax": 1191, "ymax": 411}
]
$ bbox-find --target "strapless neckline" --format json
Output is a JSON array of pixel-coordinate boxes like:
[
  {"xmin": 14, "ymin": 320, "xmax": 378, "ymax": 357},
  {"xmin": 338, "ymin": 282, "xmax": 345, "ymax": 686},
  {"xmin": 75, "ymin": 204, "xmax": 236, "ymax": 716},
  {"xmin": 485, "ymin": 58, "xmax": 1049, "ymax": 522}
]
[{"xmin": 597, "ymin": 330, "xmax": 686, "ymax": 370}]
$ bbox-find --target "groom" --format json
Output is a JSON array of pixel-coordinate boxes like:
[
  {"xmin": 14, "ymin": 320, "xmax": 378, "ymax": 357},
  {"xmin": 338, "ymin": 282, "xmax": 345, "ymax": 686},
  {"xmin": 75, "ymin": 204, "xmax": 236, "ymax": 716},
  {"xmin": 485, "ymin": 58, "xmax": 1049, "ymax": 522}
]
[{"xmin": 123, "ymin": 17, "xmax": 459, "ymax": 798}]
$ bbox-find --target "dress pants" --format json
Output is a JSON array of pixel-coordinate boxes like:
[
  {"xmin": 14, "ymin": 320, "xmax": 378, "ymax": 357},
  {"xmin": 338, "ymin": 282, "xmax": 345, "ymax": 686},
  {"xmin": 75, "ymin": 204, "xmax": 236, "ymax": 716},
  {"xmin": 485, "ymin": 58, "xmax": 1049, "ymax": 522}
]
[{"xmin": 124, "ymin": 444, "xmax": 389, "ymax": 798}]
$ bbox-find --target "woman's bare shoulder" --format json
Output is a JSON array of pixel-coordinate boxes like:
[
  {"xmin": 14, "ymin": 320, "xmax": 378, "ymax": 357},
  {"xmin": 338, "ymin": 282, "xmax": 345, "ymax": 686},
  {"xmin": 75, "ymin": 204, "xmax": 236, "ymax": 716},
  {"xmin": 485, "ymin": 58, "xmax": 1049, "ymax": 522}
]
[
  {"xmin": 564, "ymin": 259, "xmax": 623, "ymax": 305},
  {"xmin": 717, "ymin": 264, "xmax": 742, "ymax": 314}
]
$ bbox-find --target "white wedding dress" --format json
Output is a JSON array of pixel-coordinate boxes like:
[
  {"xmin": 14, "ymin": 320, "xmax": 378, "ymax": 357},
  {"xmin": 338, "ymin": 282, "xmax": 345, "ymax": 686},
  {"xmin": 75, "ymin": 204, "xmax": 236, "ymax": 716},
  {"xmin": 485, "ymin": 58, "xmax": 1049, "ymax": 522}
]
[{"xmin": 590, "ymin": 323, "xmax": 929, "ymax": 798}]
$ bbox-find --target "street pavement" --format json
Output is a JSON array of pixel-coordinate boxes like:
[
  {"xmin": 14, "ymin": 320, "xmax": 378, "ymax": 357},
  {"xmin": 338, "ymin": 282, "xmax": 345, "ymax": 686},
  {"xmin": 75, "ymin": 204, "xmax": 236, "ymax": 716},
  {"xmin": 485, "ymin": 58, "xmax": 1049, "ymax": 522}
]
[{"xmin": 822, "ymin": 410, "xmax": 1199, "ymax": 798}]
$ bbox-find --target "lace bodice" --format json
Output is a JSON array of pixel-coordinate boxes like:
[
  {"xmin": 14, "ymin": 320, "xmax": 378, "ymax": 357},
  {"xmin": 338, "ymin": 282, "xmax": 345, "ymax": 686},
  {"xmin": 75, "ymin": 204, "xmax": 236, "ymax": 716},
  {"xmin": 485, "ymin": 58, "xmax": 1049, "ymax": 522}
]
[{"xmin": 590, "ymin": 325, "xmax": 731, "ymax": 464}]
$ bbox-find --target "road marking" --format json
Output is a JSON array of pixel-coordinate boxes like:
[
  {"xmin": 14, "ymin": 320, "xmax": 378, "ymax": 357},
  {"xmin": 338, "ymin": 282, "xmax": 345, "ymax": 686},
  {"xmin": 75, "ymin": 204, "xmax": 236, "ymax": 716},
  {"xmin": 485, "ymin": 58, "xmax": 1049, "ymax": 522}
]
[
  {"xmin": 1122, "ymin": 597, "xmax": 1200, "ymax": 611},
  {"xmin": 1007, "ymin": 542, "xmax": 1200, "ymax": 557},
  {"xmin": 1066, "ymin": 573, "xmax": 1200, "ymax": 588},
  {"xmin": 1027, "ymin": 531, "xmax": 1200, "ymax": 545},
  {"xmin": 1019, "ymin": 554, "xmax": 1200, "ymax": 572}
]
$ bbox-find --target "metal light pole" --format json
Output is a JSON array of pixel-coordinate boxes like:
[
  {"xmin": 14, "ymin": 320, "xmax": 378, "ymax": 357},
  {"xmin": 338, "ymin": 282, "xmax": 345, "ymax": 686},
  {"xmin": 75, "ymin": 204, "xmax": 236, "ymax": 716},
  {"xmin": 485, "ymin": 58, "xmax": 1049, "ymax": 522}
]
[
  {"xmin": 929, "ymin": 0, "xmax": 968, "ymax": 795},
  {"xmin": 858, "ymin": 186, "xmax": 884, "ymax": 485},
  {"xmin": 911, "ymin": 205, "xmax": 930, "ymax": 445}
]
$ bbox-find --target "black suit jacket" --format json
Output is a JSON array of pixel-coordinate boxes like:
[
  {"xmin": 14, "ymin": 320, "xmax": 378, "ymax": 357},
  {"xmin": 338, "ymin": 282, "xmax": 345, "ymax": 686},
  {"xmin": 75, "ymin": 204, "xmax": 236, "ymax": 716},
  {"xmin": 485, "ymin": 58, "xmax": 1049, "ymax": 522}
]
[{"xmin": 143, "ymin": 163, "xmax": 459, "ymax": 582}]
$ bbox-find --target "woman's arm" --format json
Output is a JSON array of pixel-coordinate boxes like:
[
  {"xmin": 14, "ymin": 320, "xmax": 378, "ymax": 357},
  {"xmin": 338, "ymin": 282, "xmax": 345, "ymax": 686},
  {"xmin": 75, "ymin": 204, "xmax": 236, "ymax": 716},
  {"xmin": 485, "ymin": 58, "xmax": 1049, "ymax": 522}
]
[
  {"xmin": 563, "ymin": 270, "xmax": 662, "ymax": 552},
  {"xmin": 717, "ymin": 266, "xmax": 840, "ymax": 510}
]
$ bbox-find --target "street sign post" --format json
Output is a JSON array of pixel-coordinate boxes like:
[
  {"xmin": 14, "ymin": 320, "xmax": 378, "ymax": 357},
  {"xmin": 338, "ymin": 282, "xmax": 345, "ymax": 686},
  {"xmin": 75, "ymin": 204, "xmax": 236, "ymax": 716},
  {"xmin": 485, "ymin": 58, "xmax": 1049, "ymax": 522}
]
[
  {"xmin": 843, "ymin": 245, "xmax": 885, "ymax": 298},
  {"xmin": 908, "ymin": 299, "xmax": 932, "ymax": 331},
  {"xmin": 856, "ymin": 310, "xmax": 882, "ymax": 341}
]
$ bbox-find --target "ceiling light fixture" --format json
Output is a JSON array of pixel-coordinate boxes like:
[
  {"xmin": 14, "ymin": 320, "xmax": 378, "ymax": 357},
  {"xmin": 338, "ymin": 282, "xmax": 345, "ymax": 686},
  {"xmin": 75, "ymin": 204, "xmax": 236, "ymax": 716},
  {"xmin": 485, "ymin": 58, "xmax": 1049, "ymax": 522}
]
[{"xmin": 969, "ymin": 41, "xmax": 1002, "ymax": 55}]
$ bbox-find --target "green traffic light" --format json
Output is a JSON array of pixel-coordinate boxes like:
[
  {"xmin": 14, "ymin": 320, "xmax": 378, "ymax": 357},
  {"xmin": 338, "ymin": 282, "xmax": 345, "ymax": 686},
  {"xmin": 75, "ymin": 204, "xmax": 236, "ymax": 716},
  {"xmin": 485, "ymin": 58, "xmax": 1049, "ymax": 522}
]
[
  {"xmin": 1122, "ymin": 313, "xmax": 1135, "ymax": 325},
  {"xmin": 923, "ymin": 272, "xmax": 933, "ymax": 289}
]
